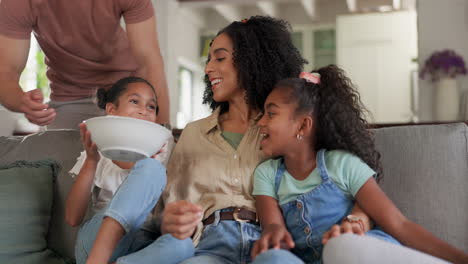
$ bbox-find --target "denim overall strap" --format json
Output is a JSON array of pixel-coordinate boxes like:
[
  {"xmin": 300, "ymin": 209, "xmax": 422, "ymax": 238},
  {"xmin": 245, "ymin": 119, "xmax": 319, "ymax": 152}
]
[
  {"xmin": 316, "ymin": 149, "xmax": 329, "ymax": 182},
  {"xmin": 278, "ymin": 149, "xmax": 355, "ymax": 263},
  {"xmin": 274, "ymin": 159, "xmax": 286, "ymax": 194}
]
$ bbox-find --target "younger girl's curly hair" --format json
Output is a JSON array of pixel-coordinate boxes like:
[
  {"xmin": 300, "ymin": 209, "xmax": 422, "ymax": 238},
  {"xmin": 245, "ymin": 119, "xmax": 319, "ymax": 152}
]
[
  {"xmin": 203, "ymin": 16, "xmax": 307, "ymax": 114},
  {"xmin": 276, "ymin": 65, "xmax": 383, "ymax": 181},
  {"xmin": 96, "ymin": 76, "xmax": 158, "ymax": 115}
]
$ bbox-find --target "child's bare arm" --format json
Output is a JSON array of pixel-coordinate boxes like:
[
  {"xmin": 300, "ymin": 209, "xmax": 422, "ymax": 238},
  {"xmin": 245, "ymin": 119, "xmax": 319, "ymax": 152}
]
[
  {"xmin": 65, "ymin": 123, "xmax": 100, "ymax": 227},
  {"xmin": 65, "ymin": 158, "xmax": 98, "ymax": 227},
  {"xmin": 251, "ymin": 195, "xmax": 295, "ymax": 259},
  {"xmin": 255, "ymin": 195, "xmax": 285, "ymax": 227},
  {"xmin": 356, "ymin": 177, "xmax": 468, "ymax": 264}
]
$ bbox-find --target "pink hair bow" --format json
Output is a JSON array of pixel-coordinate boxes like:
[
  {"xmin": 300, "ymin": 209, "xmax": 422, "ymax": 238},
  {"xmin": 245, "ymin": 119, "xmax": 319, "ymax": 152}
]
[{"xmin": 299, "ymin": 72, "xmax": 320, "ymax": 84}]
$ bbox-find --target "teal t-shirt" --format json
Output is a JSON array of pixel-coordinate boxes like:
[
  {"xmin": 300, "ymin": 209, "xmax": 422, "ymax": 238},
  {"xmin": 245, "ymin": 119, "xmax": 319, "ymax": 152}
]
[{"xmin": 252, "ymin": 150, "xmax": 375, "ymax": 205}]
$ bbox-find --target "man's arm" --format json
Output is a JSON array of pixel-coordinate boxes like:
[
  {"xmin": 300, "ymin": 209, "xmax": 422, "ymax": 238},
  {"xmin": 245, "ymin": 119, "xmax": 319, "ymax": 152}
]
[
  {"xmin": 0, "ymin": 34, "xmax": 30, "ymax": 111},
  {"xmin": 126, "ymin": 16, "xmax": 170, "ymax": 125},
  {"xmin": 0, "ymin": 34, "xmax": 55, "ymax": 125}
]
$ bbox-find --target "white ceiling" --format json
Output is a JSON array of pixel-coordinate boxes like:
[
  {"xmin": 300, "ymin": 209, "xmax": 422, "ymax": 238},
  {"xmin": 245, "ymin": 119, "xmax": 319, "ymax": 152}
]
[{"xmin": 178, "ymin": 0, "xmax": 416, "ymax": 30}]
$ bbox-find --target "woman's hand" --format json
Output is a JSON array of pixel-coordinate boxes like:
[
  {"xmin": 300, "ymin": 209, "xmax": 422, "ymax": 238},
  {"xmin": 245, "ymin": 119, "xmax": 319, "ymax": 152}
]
[
  {"xmin": 161, "ymin": 200, "xmax": 202, "ymax": 240},
  {"xmin": 251, "ymin": 224, "xmax": 295, "ymax": 259},
  {"xmin": 321, "ymin": 220, "xmax": 365, "ymax": 245},
  {"xmin": 79, "ymin": 123, "xmax": 100, "ymax": 163}
]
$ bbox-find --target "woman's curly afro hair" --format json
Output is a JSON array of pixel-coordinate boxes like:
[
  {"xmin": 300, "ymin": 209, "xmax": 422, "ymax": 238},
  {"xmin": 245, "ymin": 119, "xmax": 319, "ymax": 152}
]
[{"xmin": 203, "ymin": 16, "xmax": 307, "ymax": 114}]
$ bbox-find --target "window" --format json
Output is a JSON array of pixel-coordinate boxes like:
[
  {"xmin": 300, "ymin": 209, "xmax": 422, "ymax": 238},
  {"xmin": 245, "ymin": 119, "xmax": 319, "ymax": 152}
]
[
  {"xmin": 313, "ymin": 29, "xmax": 336, "ymax": 68},
  {"xmin": 291, "ymin": 25, "xmax": 336, "ymax": 70},
  {"xmin": 292, "ymin": 31, "xmax": 304, "ymax": 55},
  {"xmin": 19, "ymin": 35, "xmax": 49, "ymax": 100},
  {"xmin": 176, "ymin": 67, "xmax": 194, "ymax": 129},
  {"xmin": 200, "ymin": 35, "xmax": 215, "ymax": 59}
]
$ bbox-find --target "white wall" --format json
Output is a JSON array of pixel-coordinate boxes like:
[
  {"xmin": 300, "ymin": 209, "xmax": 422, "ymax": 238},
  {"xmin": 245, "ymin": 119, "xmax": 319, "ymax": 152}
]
[
  {"xmin": 153, "ymin": 0, "xmax": 209, "ymax": 126},
  {"xmin": 417, "ymin": 0, "xmax": 468, "ymax": 121},
  {"xmin": 337, "ymin": 11, "xmax": 418, "ymax": 123}
]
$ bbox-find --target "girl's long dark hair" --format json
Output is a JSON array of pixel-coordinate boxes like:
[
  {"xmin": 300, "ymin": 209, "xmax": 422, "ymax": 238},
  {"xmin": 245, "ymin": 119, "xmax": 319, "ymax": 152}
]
[{"xmin": 278, "ymin": 65, "xmax": 382, "ymax": 180}]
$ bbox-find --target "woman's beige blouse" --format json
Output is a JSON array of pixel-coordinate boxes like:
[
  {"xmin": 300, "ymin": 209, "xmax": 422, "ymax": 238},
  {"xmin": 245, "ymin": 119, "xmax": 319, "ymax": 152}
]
[{"xmin": 163, "ymin": 108, "xmax": 265, "ymax": 244}]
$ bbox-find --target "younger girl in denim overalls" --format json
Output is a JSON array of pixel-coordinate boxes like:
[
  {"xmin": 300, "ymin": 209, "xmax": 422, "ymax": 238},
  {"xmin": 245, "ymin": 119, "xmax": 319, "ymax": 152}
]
[{"xmin": 250, "ymin": 65, "xmax": 468, "ymax": 264}]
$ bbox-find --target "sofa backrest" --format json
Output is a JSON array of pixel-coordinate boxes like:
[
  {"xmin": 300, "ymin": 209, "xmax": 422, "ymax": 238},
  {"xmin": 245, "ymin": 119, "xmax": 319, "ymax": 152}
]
[
  {"xmin": 0, "ymin": 130, "xmax": 82, "ymax": 260},
  {"xmin": 373, "ymin": 123, "xmax": 468, "ymax": 251}
]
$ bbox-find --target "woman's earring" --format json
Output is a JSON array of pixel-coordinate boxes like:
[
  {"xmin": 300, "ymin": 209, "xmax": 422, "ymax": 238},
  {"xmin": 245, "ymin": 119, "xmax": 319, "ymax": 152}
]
[{"xmin": 296, "ymin": 134, "xmax": 303, "ymax": 140}]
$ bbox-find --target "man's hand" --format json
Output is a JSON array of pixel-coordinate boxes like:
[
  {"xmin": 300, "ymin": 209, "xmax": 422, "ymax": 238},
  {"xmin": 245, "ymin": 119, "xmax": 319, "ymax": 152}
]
[
  {"xmin": 0, "ymin": 35, "xmax": 55, "ymax": 126},
  {"xmin": 19, "ymin": 89, "xmax": 56, "ymax": 126}
]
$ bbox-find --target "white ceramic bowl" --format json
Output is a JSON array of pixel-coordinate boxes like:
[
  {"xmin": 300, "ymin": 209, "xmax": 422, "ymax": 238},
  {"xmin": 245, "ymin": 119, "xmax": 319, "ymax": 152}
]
[{"xmin": 84, "ymin": 116, "xmax": 171, "ymax": 162}]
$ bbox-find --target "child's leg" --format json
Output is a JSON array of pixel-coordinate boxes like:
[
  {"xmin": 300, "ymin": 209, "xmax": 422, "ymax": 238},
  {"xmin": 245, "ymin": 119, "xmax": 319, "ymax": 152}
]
[
  {"xmin": 75, "ymin": 214, "xmax": 142, "ymax": 264},
  {"xmin": 323, "ymin": 234, "xmax": 449, "ymax": 264},
  {"xmin": 366, "ymin": 226, "xmax": 401, "ymax": 245},
  {"xmin": 179, "ymin": 255, "xmax": 226, "ymax": 264},
  {"xmin": 116, "ymin": 234, "xmax": 195, "ymax": 264},
  {"xmin": 75, "ymin": 214, "xmax": 103, "ymax": 264},
  {"xmin": 85, "ymin": 158, "xmax": 167, "ymax": 264},
  {"xmin": 87, "ymin": 217, "xmax": 125, "ymax": 264},
  {"xmin": 250, "ymin": 249, "xmax": 304, "ymax": 264}
]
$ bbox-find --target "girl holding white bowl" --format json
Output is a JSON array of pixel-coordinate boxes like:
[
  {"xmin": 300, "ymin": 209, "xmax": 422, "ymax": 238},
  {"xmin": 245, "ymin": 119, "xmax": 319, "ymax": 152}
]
[{"xmin": 65, "ymin": 77, "xmax": 190, "ymax": 264}]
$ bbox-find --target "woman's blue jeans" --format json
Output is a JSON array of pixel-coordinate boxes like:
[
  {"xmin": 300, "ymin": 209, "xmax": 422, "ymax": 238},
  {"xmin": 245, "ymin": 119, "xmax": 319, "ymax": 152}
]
[
  {"xmin": 74, "ymin": 158, "xmax": 194, "ymax": 264},
  {"xmin": 179, "ymin": 210, "xmax": 262, "ymax": 264}
]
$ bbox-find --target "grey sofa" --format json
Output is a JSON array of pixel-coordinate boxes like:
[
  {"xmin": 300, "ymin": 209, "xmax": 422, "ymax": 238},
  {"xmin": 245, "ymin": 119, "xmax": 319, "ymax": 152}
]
[
  {"xmin": 0, "ymin": 123, "xmax": 466, "ymax": 263},
  {"xmin": 1, "ymin": 130, "xmax": 82, "ymax": 263},
  {"xmin": 324, "ymin": 122, "xmax": 468, "ymax": 264}
]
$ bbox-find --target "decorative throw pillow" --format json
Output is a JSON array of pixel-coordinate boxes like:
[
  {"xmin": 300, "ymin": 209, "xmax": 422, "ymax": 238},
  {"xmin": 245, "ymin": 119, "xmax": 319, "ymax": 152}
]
[{"xmin": 0, "ymin": 160, "xmax": 68, "ymax": 264}]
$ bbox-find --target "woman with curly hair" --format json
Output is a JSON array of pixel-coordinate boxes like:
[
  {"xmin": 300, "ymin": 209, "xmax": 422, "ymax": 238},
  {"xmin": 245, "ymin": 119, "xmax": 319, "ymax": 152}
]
[
  {"xmin": 157, "ymin": 16, "xmax": 307, "ymax": 264},
  {"xmin": 158, "ymin": 17, "xmax": 372, "ymax": 263},
  {"xmin": 249, "ymin": 66, "xmax": 468, "ymax": 264}
]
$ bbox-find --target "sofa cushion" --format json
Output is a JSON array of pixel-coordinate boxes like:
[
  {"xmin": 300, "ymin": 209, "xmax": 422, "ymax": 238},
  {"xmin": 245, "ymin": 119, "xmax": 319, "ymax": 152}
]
[
  {"xmin": 0, "ymin": 130, "xmax": 83, "ymax": 260},
  {"xmin": 0, "ymin": 160, "xmax": 67, "ymax": 264},
  {"xmin": 373, "ymin": 123, "xmax": 468, "ymax": 251}
]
